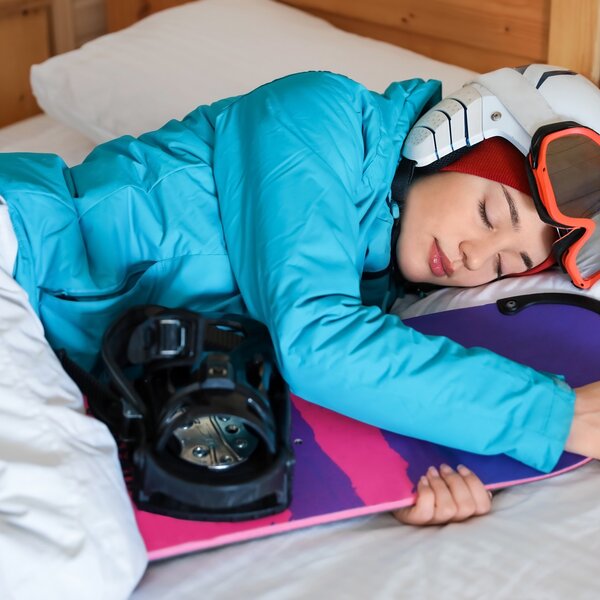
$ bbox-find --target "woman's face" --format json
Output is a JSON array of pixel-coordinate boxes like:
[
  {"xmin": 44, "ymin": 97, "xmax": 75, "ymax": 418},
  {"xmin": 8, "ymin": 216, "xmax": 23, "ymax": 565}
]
[{"xmin": 396, "ymin": 171, "xmax": 556, "ymax": 287}]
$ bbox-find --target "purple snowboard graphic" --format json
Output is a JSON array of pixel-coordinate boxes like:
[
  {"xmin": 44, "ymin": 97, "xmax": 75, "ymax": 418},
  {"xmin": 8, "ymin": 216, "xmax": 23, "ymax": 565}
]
[{"xmin": 134, "ymin": 297, "xmax": 596, "ymax": 560}]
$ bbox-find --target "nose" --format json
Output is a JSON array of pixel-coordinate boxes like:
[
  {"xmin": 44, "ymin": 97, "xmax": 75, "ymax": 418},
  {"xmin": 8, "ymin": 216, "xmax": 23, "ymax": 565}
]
[{"xmin": 459, "ymin": 239, "xmax": 495, "ymax": 272}]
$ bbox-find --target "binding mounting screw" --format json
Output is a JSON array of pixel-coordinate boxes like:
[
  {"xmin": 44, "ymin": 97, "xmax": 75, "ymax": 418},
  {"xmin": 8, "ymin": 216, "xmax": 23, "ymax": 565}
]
[{"xmin": 192, "ymin": 445, "xmax": 209, "ymax": 458}]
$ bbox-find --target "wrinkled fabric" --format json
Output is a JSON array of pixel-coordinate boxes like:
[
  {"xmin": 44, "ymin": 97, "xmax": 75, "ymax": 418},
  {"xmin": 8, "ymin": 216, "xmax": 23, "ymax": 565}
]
[
  {"xmin": 0, "ymin": 72, "xmax": 575, "ymax": 471},
  {"xmin": 0, "ymin": 263, "xmax": 146, "ymax": 600}
]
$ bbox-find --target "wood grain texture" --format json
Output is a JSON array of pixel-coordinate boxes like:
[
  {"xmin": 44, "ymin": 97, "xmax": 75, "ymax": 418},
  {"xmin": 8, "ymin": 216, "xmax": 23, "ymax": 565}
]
[
  {"xmin": 0, "ymin": 3, "xmax": 50, "ymax": 126},
  {"xmin": 72, "ymin": 0, "xmax": 107, "ymax": 47},
  {"xmin": 0, "ymin": 0, "xmax": 49, "ymax": 18},
  {"xmin": 51, "ymin": 0, "xmax": 76, "ymax": 54},
  {"xmin": 106, "ymin": 0, "xmax": 196, "ymax": 31},
  {"xmin": 549, "ymin": 0, "xmax": 600, "ymax": 83}
]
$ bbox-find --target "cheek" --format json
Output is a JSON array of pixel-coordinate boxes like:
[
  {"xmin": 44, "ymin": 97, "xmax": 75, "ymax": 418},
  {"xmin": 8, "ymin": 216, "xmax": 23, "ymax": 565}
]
[{"xmin": 395, "ymin": 230, "xmax": 422, "ymax": 281}]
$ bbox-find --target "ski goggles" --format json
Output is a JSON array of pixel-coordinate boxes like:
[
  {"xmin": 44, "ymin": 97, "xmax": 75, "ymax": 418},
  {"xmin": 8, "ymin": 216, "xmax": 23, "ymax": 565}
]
[{"xmin": 528, "ymin": 122, "xmax": 600, "ymax": 289}]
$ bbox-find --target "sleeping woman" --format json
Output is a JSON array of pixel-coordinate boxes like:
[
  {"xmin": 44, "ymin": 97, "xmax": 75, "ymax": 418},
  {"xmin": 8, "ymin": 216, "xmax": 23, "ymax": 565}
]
[{"xmin": 1, "ymin": 66, "xmax": 600, "ymax": 594}]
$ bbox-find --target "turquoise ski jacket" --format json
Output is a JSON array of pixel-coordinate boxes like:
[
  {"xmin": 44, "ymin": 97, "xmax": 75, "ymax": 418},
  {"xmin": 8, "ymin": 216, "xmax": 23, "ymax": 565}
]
[{"xmin": 0, "ymin": 72, "xmax": 574, "ymax": 472}]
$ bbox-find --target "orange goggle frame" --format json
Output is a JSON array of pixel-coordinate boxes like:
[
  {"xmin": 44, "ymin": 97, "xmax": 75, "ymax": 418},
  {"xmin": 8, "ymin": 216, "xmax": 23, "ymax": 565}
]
[{"xmin": 528, "ymin": 122, "xmax": 600, "ymax": 289}]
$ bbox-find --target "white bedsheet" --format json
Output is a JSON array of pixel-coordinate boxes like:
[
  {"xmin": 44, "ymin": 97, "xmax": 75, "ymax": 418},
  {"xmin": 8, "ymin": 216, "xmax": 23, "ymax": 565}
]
[
  {"xmin": 2, "ymin": 115, "xmax": 599, "ymax": 600},
  {"xmin": 0, "ymin": 114, "xmax": 94, "ymax": 166},
  {"xmin": 134, "ymin": 461, "xmax": 600, "ymax": 600}
]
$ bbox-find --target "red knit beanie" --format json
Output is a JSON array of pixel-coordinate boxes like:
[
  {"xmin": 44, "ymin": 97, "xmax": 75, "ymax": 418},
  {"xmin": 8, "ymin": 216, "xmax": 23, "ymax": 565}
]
[
  {"xmin": 440, "ymin": 137, "xmax": 531, "ymax": 196},
  {"xmin": 441, "ymin": 137, "xmax": 556, "ymax": 275}
]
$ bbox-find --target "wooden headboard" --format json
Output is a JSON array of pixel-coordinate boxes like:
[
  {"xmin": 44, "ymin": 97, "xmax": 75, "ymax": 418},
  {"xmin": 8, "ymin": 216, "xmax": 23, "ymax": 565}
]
[{"xmin": 106, "ymin": 0, "xmax": 600, "ymax": 84}]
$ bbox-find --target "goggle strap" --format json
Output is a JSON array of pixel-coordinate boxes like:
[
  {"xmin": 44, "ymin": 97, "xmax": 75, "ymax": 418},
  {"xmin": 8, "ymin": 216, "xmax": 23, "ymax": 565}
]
[{"xmin": 552, "ymin": 228, "xmax": 586, "ymax": 268}]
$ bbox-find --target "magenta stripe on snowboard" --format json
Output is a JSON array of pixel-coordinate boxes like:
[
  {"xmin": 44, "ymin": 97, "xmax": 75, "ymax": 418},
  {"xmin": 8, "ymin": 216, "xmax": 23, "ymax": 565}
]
[{"xmin": 292, "ymin": 395, "xmax": 415, "ymax": 504}]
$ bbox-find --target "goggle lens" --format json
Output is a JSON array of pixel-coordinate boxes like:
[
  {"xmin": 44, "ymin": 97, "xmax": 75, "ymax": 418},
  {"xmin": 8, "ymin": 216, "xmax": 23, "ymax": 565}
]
[{"xmin": 546, "ymin": 134, "xmax": 600, "ymax": 219}]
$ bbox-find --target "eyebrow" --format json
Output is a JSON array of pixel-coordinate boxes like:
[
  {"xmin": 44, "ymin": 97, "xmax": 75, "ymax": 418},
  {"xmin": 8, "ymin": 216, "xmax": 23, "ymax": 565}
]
[{"xmin": 501, "ymin": 185, "xmax": 533, "ymax": 271}]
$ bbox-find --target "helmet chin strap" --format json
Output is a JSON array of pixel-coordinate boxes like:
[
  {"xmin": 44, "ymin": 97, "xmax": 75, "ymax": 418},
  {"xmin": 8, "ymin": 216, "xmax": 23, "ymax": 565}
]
[
  {"xmin": 389, "ymin": 159, "xmax": 442, "ymax": 295},
  {"xmin": 390, "ymin": 157, "xmax": 416, "ymax": 268},
  {"xmin": 390, "ymin": 158, "xmax": 415, "ymax": 217}
]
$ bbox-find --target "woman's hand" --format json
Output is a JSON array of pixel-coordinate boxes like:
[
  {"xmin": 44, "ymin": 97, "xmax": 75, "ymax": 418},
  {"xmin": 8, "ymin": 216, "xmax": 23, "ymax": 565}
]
[{"xmin": 392, "ymin": 464, "xmax": 493, "ymax": 526}]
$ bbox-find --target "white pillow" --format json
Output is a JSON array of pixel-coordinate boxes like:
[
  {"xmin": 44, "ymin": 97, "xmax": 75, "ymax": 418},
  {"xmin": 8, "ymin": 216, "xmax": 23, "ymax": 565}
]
[
  {"xmin": 31, "ymin": 0, "xmax": 475, "ymax": 142},
  {"xmin": 392, "ymin": 269, "xmax": 600, "ymax": 319}
]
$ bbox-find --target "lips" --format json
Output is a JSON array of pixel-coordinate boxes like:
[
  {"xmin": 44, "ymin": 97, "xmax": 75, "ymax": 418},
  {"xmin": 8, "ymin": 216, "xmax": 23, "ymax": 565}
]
[{"xmin": 429, "ymin": 239, "xmax": 454, "ymax": 277}]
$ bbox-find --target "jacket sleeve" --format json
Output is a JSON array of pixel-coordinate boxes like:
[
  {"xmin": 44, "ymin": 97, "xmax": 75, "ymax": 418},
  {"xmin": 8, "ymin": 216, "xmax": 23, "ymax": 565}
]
[{"xmin": 213, "ymin": 72, "xmax": 575, "ymax": 473}]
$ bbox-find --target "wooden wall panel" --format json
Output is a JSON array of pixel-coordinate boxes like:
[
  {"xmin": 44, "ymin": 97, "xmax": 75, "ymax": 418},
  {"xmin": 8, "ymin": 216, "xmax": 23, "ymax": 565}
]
[
  {"xmin": 549, "ymin": 0, "xmax": 600, "ymax": 84},
  {"xmin": 51, "ymin": 0, "xmax": 76, "ymax": 53},
  {"xmin": 0, "ymin": 0, "xmax": 48, "ymax": 17},
  {"xmin": 0, "ymin": 0, "xmax": 108, "ymax": 126},
  {"xmin": 0, "ymin": 2, "xmax": 51, "ymax": 126},
  {"xmin": 106, "ymin": 0, "xmax": 195, "ymax": 32},
  {"xmin": 73, "ymin": 0, "xmax": 107, "ymax": 46},
  {"xmin": 51, "ymin": 0, "xmax": 107, "ymax": 51}
]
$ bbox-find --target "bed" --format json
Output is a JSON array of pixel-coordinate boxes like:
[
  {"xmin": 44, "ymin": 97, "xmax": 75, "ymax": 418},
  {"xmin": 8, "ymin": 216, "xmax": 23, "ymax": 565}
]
[{"xmin": 3, "ymin": 0, "xmax": 600, "ymax": 598}]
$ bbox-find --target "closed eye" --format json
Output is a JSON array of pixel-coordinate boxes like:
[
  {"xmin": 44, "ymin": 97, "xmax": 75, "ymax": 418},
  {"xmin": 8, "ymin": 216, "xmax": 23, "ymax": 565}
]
[
  {"xmin": 479, "ymin": 200, "xmax": 503, "ymax": 278},
  {"xmin": 478, "ymin": 199, "xmax": 493, "ymax": 230},
  {"xmin": 495, "ymin": 254, "xmax": 503, "ymax": 279}
]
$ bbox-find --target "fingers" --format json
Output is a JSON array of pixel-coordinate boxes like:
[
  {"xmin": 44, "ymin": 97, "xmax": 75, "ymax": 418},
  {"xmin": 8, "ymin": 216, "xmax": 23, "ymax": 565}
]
[
  {"xmin": 392, "ymin": 475, "xmax": 436, "ymax": 525},
  {"xmin": 453, "ymin": 464, "xmax": 493, "ymax": 517},
  {"xmin": 392, "ymin": 464, "xmax": 493, "ymax": 526}
]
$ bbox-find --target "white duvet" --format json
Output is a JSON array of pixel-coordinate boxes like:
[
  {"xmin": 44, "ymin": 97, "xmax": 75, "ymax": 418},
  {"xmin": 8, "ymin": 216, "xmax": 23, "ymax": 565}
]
[{"xmin": 0, "ymin": 246, "xmax": 146, "ymax": 599}]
